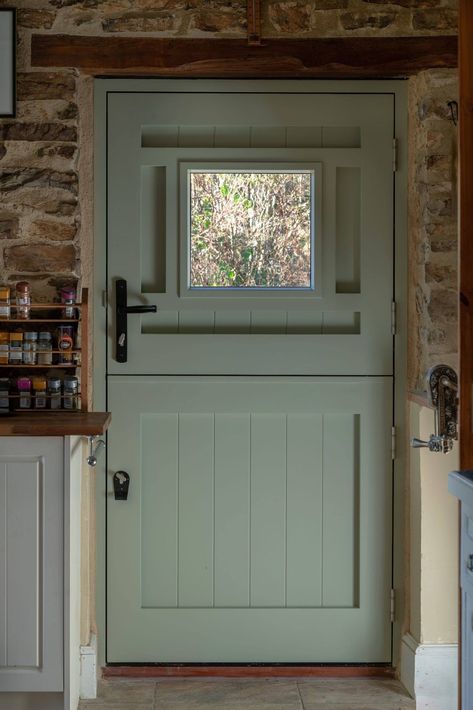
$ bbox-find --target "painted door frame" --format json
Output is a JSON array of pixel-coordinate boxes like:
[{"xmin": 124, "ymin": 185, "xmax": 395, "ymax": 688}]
[{"xmin": 93, "ymin": 78, "xmax": 407, "ymax": 669}]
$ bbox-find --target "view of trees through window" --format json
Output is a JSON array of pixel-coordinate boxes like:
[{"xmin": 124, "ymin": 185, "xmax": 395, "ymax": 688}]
[{"xmin": 189, "ymin": 171, "xmax": 312, "ymax": 288}]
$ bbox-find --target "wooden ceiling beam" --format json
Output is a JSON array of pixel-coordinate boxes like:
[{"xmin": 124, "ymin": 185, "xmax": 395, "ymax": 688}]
[{"xmin": 30, "ymin": 34, "xmax": 457, "ymax": 77}]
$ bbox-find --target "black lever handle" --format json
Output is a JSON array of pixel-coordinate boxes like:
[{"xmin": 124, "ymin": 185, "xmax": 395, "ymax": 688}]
[
  {"xmin": 126, "ymin": 305, "xmax": 157, "ymax": 314},
  {"xmin": 115, "ymin": 279, "xmax": 157, "ymax": 363}
]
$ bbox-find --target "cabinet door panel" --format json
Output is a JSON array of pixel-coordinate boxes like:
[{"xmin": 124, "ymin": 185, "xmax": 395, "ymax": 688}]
[{"xmin": 0, "ymin": 438, "xmax": 63, "ymax": 692}]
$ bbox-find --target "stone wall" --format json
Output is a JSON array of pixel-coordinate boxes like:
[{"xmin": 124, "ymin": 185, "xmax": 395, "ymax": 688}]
[{"xmin": 408, "ymin": 69, "xmax": 458, "ymax": 391}]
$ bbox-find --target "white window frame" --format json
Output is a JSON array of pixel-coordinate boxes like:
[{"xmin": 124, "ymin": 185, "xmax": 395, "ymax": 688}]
[{"xmin": 179, "ymin": 161, "xmax": 323, "ymax": 300}]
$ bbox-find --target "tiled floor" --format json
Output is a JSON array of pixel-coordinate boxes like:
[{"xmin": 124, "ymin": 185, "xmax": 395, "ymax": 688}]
[{"xmin": 78, "ymin": 678, "xmax": 415, "ymax": 709}]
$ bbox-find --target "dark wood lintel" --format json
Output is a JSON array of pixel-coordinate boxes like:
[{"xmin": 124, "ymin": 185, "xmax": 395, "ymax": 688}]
[{"xmin": 31, "ymin": 35, "xmax": 457, "ymax": 77}]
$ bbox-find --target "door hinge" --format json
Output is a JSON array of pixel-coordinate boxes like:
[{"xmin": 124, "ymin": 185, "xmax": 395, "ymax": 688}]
[
  {"xmin": 391, "ymin": 426, "xmax": 396, "ymax": 461},
  {"xmin": 393, "ymin": 138, "xmax": 398, "ymax": 172},
  {"xmin": 390, "ymin": 588, "xmax": 396, "ymax": 623},
  {"xmin": 102, "ymin": 290, "xmax": 108, "ymax": 308},
  {"xmin": 391, "ymin": 301, "xmax": 397, "ymax": 336}
]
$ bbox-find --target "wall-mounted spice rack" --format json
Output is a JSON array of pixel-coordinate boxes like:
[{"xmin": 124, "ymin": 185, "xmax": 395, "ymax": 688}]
[{"xmin": 0, "ymin": 288, "xmax": 89, "ymax": 414}]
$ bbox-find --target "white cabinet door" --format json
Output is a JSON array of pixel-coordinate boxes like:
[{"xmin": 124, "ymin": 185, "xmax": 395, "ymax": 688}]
[{"xmin": 0, "ymin": 437, "xmax": 63, "ymax": 692}]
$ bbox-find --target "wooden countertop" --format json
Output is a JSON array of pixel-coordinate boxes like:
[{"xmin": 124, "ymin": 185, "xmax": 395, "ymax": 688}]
[{"xmin": 0, "ymin": 411, "xmax": 111, "ymax": 436}]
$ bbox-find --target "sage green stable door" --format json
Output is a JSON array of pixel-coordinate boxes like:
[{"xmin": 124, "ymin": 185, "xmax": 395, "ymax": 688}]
[{"xmin": 106, "ymin": 85, "xmax": 395, "ymax": 662}]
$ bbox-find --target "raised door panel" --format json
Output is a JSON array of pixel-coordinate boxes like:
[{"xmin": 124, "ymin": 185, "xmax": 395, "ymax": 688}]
[
  {"xmin": 107, "ymin": 376, "xmax": 392, "ymax": 662},
  {"xmin": 0, "ymin": 438, "xmax": 63, "ymax": 692},
  {"xmin": 107, "ymin": 89, "xmax": 394, "ymax": 375}
]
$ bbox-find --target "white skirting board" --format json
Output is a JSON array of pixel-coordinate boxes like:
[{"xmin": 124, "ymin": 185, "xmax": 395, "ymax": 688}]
[
  {"xmin": 400, "ymin": 633, "xmax": 458, "ymax": 710},
  {"xmin": 80, "ymin": 634, "xmax": 97, "ymax": 700}
]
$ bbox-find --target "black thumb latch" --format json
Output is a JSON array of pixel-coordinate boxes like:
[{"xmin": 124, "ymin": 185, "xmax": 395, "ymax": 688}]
[{"xmin": 113, "ymin": 470, "xmax": 130, "ymax": 501}]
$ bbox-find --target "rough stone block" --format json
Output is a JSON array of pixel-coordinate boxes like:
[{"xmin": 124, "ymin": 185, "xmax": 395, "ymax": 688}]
[
  {"xmin": 0, "ymin": 168, "xmax": 78, "ymax": 194},
  {"xmin": 363, "ymin": 0, "xmax": 440, "ymax": 5},
  {"xmin": 4, "ymin": 244, "xmax": 76, "ymax": 272},
  {"xmin": 267, "ymin": 2, "xmax": 312, "ymax": 33},
  {"xmin": 193, "ymin": 7, "xmax": 247, "ymax": 33},
  {"xmin": 17, "ymin": 8, "xmax": 56, "ymax": 29},
  {"xmin": 412, "ymin": 9, "xmax": 458, "ymax": 31},
  {"xmin": 0, "ymin": 123, "xmax": 77, "ymax": 143},
  {"xmin": 0, "ymin": 189, "xmax": 78, "ymax": 217},
  {"xmin": 30, "ymin": 219, "xmax": 77, "ymax": 242},
  {"xmin": 340, "ymin": 11, "xmax": 396, "ymax": 30},
  {"xmin": 0, "ymin": 215, "xmax": 19, "ymax": 241},
  {"xmin": 17, "ymin": 73, "xmax": 76, "ymax": 102},
  {"xmin": 102, "ymin": 11, "xmax": 182, "ymax": 32}
]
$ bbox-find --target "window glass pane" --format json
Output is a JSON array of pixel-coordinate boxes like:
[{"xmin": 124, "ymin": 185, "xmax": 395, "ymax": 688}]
[{"xmin": 189, "ymin": 171, "xmax": 313, "ymax": 289}]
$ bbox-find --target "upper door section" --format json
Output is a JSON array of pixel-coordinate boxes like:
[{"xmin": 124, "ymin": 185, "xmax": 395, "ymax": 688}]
[{"xmin": 106, "ymin": 84, "xmax": 395, "ymax": 375}]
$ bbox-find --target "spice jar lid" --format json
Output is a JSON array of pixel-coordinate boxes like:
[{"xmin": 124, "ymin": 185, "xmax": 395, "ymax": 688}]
[
  {"xmin": 24, "ymin": 331, "xmax": 38, "ymax": 341},
  {"xmin": 9, "ymin": 331, "xmax": 23, "ymax": 341},
  {"xmin": 38, "ymin": 331, "xmax": 52, "ymax": 340},
  {"xmin": 0, "ymin": 378, "xmax": 10, "ymax": 386},
  {"xmin": 17, "ymin": 377, "xmax": 31, "ymax": 390},
  {"xmin": 0, "ymin": 332, "xmax": 8, "ymax": 343},
  {"xmin": 16, "ymin": 281, "xmax": 30, "ymax": 293},
  {"xmin": 60, "ymin": 286, "xmax": 76, "ymax": 299},
  {"xmin": 0, "ymin": 287, "xmax": 10, "ymax": 299},
  {"xmin": 47, "ymin": 377, "xmax": 61, "ymax": 388},
  {"xmin": 32, "ymin": 376, "xmax": 47, "ymax": 390}
]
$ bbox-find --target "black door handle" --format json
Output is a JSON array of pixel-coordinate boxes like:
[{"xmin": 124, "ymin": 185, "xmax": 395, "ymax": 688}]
[{"xmin": 115, "ymin": 279, "xmax": 157, "ymax": 363}]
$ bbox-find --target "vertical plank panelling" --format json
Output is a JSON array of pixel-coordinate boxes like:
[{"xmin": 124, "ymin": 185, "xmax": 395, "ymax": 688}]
[
  {"xmin": 178, "ymin": 413, "xmax": 214, "ymax": 607},
  {"xmin": 286, "ymin": 312, "xmax": 323, "ymax": 334},
  {"xmin": 6, "ymin": 461, "xmax": 41, "ymax": 667},
  {"xmin": 141, "ymin": 311, "xmax": 179, "ymax": 334},
  {"xmin": 322, "ymin": 312, "xmax": 360, "ymax": 334},
  {"xmin": 214, "ymin": 126, "xmax": 250, "ymax": 147},
  {"xmin": 178, "ymin": 311, "xmax": 215, "ymax": 333},
  {"xmin": 250, "ymin": 414, "xmax": 287, "ymax": 607},
  {"xmin": 0, "ymin": 464, "xmax": 6, "ymax": 666},
  {"xmin": 286, "ymin": 414, "xmax": 323, "ymax": 607},
  {"xmin": 251, "ymin": 311, "xmax": 288, "ymax": 334},
  {"xmin": 214, "ymin": 414, "xmax": 251, "ymax": 607},
  {"xmin": 141, "ymin": 414, "xmax": 178, "ymax": 608},
  {"xmin": 322, "ymin": 414, "xmax": 359, "ymax": 607},
  {"xmin": 178, "ymin": 126, "xmax": 215, "ymax": 147}
]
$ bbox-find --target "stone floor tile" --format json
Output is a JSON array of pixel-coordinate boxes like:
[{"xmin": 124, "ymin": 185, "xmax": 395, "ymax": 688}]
[
  {"xmin": 96, "ymin": 679, "xmax": 156, "ymax": 704},
  {"xmin": 297, "ymin": 679, "xmax": 414, "ymax": 707},
  {"xmin": 154, "ymin": 704, "xmax": 303, "ymax": 710},
  {"xmin": 79, "ymin": 703, "xmax": 154, "ymax": 710},
  {"xmin": 155, "ymin": 678, "xmax": 301, "ymax": 706}
]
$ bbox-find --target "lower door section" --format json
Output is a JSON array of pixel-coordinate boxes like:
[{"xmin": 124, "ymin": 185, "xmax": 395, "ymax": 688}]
[{"xmin": 107, "ymin": 377, "xmax": 393, "ymax": 663}]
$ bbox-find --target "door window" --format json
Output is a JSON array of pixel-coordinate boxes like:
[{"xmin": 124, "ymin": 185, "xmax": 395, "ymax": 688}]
[{"xmin": 188, "ymin": 169, "xmax": 314, "ymax": 290}]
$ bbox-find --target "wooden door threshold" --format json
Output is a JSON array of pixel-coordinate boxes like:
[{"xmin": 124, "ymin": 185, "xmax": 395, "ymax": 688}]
[{"xmin": 103, "ymin": 664, "xmax": 395, "ymax": 679}]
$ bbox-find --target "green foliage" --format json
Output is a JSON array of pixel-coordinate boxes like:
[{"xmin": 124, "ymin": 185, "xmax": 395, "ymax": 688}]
[{"xmin": 190, "ymin": 172, "xmax": 311, "ymax": 288}]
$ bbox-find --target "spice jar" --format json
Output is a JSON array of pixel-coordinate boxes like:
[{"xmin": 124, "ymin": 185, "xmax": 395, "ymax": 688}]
[
  {"xmin": 57, "ymin": 325, "xmax": 74, "ymax": 364},
  {"xmin": 0, "ymin": 332, "xmax": 9, "ymax": 365},
  {"xmin": 17, "ymin": 377, "xmax": 31, "ymax": 409},
  {"xmin": 23, "ymin": 331, "xmax": 38, "ymax": 365},
  {"xmin": 37, "ymin": 332, "xmax": 53, "ymax": 365},
  {"xmin": 15, "ymin": 281, "xmax": 31, "ymax": 320},
  {"xmin": 60, "ymin": 285, "xmax": 76, "ymax": 320},
  {"xmin": 0, "ymin": 287, "xmax": 11, "ymax": 319},
  {"xmin": 32, "ymin": 376, "xmax": 47, "ymax": 409},
  {"xmin": 0, "ymin": 377, "xmax": 10, "ymax": 414},
  {"xmin": 48, "ymin": 377, "xmax": 62, "ymax": 410},
  {"xmin": 9, "ymin": 331, "xmax": 23, "ymax": 364},
  {"xmin": 63, "ymin": 376, "xmax": 79, "ymax": 410}
]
